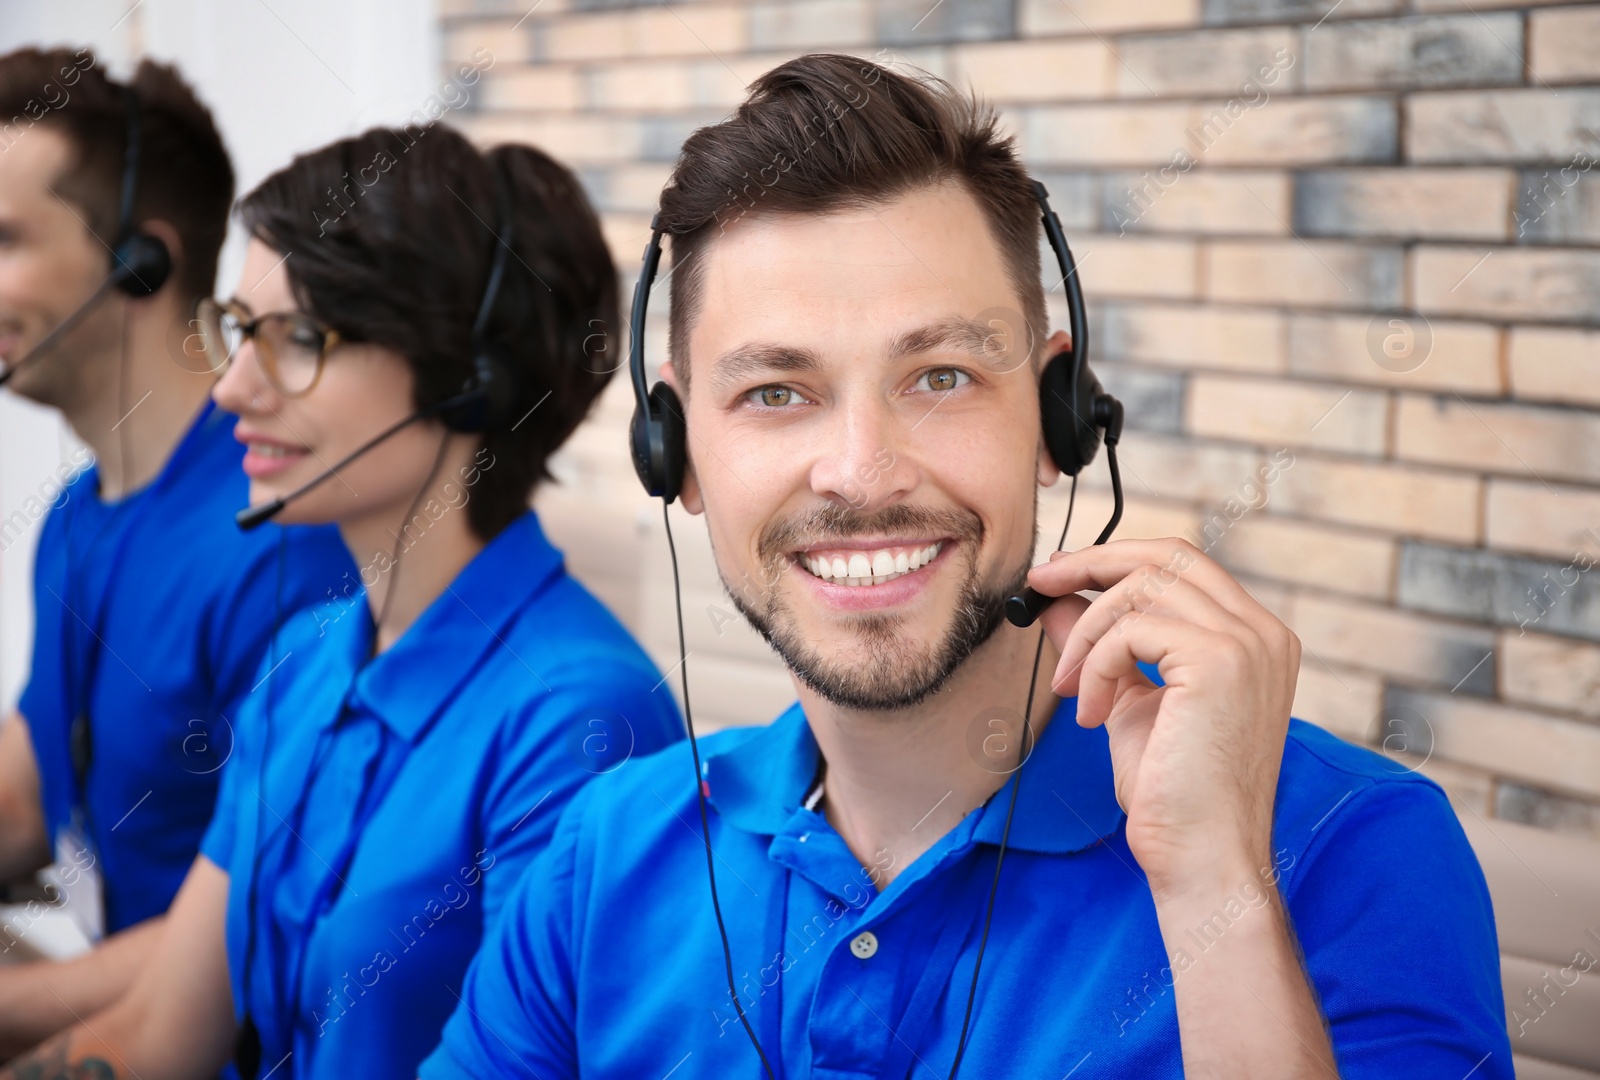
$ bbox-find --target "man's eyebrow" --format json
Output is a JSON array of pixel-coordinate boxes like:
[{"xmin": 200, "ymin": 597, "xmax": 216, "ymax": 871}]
[
  {"xmin": 886, "ymin": 315, "xmax": 995, "ymax": 362},
  {"xmin": 708, "ymin": 342, "xmax": 824, "ymax": 392}
]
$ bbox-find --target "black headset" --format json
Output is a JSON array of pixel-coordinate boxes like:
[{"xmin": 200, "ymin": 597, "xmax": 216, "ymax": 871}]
[
  {"xmin": 626, "ymin": 179, "xmax": 1125, "ymax": 1080},
  {"xmin": 437, "ymin": 160, "xmax": 522, "ymax": 434},
  {"xmin": 110, "ymin": 84, "xmax": 173, "ymax": 298}
]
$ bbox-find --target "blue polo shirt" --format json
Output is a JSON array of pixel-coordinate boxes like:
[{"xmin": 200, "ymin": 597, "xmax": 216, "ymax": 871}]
[
  {"xmin": 201, "ymin": 509, "xmax": 683, "ymax": 1080},
  {"xmin": 424, "ymin": 690, "xmax": 1512, "ymax": 1079},
  {"xmin": 14, "ymin": 400, "xmax": 351, "ymax": 934}
]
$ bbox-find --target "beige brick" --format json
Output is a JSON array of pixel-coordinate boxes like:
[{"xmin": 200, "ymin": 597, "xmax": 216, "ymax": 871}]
[
  {"xmin": 1192, "ymin": 95, "xmax": 1396, "ymax": 166},
  {"xmin": 1211, "ymin": 515, "xmax": 1395, "ymax": 599},
  {"xmin": 477, "ymin": 113, "xmax": 640, "ymax": 165},
  {"xmin": 1116, "ymin": 27, "xmax": 1298, "ymax": 98},
  {"xmin": 536, "ymin": 5, "xmax": 746, "ymax": 62},
  {"xmin": 1019, "ymin": 0, "xmax": 1200, "ymax": 35},
  {"xmin": 1407, "ymin": 89, "xmax": 1600, "ymax": 164},
  {"xmin": 748, "ymin": 0, "xmax": 874, "ymax": 49},
  {"xmin": 1509, "ymin": 326, "xmax": 1600, "ymax": 407},
  {"xmin": 1106, "ymin": 169, "xmax": 1289, "ymax": 236},
  {"xmin": 1100, "ymin": 301, "xmax": 1285, "ymax": 373},
  {"xmin": 1395, "ymin": 394, "xmax": 1600, "ymax": 485},
  {"xmin": 595, "ymin": 163, "xmax": 677, "ymax": 215},
  {"xmin": 1292, "ymin": 661, "xmax": 1383, "ymax": 745},
  {"xmin": 1486, "ymin": 478, "xmax": 1600, "ymax": 560},
  {"xmin": 1294, "ymin": 168, "xmax": 1516, "ymax": 242},
  {"xmin": 949, "ymin": 40, "xmax": 1114, "ymax": 102},
  {"xmin": 1530, "ymin": 5, "xmax": 1600, "ymax": 81},
  {"xmin": 445, "ymin": 22, "xmax": 531, "ymax": 65},
  {"xmin": 1206, "ymin": 240, "xmax": 1403, "ymax": 309},
  {"xmin": 1500, "ymin": 628, "xmax": 1600, "ymax": 720},
  {"xmin": 1289, "ymin": 592, "xmax": 1497, "ymax": 690},
  {"xmin": 1025, "ymin": 102, "xmax": 1198, "ymax": 166},
  {"xmin": 481, "ymin": 64, "xmax": 582, "ymax": 111},
  {"xmin": 1190, "ymin": 374, "xmax": 1389, "ymax": 454},
  {"xmin": 1286, "ymin": 313, "xmax": 1502, "ymax": 394},
  {"xmin": 1389, "ymin": 689, "xmax": 1600, "ymax": 799},
  {"xmin": 580, "ymin": 60, "xmax": 698, "ymax": 112},
  {"xmin": 1088, "ymin": 434, "xmax": 1264, "ymax": 503},
  {"xmin": 1073, "ymin": 235, "xmax": 1198, "ymax": 300},
  {"xmin": 1270, "ymin": 453, "xmax": 1481, "ymax": 544},
  {"xmin": 1303, "ymin": 13, "xmax": 1523, "ymax": 91},
  {"xmin": 1413, "ymin": 246, "xmax": 1600, "ymax": 323}
]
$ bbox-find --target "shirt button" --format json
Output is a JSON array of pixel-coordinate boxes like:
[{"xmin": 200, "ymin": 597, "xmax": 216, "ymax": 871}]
[{"xmin": 850, "ymin": 931, "xmax": 878, "ymax": 959}]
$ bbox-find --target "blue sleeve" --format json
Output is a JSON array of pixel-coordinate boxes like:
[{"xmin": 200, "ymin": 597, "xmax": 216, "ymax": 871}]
[
  {"xmin": 15, "ymin": 505, "xmax": 66, "ymax": 725},
  {"xmin": 422, "ymin": 789, "xmax": 585, "ymax": 1080},
  {"xmin": 197, "ymin": 705, "xmax": 248, "ymax": 870},
  {"xmin": 477, "ymin": 667, "xmax": 680, "ymax": 926},
  {"xmin": 1288, "ymin": 781, "xmax": 1513, "ymax": 1078}
]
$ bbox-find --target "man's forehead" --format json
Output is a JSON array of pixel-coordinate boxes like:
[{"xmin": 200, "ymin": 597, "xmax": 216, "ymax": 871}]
[{"xmin": 0, "ymin": 125, "xmax": 74, "ymax": 204}]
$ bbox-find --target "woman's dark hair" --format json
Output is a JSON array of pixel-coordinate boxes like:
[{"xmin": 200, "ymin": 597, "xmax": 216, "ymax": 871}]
[{"xmin": 238, "ymin": 123, "xmax": 618, "ymax": 541}]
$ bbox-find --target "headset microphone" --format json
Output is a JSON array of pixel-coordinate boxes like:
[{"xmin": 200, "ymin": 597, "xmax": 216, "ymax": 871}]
[
  {"xmin": 233, "ymin": 390, "xmax": 482, "ymax": 531},
  {"xmin": 0, "ymin": 85, "xmax": 172, "ymax": 391}
]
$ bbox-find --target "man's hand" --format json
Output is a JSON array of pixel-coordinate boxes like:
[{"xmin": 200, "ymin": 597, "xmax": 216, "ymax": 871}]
[{"xmin": 1026, "ymin": 537, "xmax": 1300, "ymax": 898}]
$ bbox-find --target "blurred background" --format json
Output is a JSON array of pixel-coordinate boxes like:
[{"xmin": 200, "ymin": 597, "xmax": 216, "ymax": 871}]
[{"xmin": 2, "ymin": 0, "xmax": 1599, "ymax": 1069}]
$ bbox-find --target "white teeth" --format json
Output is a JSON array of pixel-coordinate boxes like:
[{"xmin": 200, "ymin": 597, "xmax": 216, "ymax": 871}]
[{"xmin": 800, "ymin": 541, "xmax": 944, "ymax": 586}]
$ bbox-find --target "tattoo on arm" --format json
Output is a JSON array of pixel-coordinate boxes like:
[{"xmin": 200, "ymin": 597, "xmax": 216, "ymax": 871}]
[{"xmin": 3, "ymin": 1038, "xmax": 117, "ymax": 1080}]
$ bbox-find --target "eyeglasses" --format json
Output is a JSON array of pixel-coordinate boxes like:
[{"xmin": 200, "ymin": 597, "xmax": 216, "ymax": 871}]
[{"xmin": 195, "ymin": 297, "xmax": 342, "ymax": 397}]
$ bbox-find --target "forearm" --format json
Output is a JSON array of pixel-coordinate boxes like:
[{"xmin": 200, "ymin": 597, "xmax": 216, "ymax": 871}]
[
  {"xmin": 0, "ymin": 1016, "xmax": 141, "ymax": 1080},
  {"xmin": 1152, "ymin": 854, "xmax": 1338, "ymax": 1079},
  {"xmin": 0, "ymin": 919, "xmax": 164, "ymax": 1061}
]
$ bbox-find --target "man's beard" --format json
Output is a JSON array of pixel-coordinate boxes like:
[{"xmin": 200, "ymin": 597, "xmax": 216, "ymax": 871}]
[{"xmin": 723, "ymin": 502, "xmax": 1034, "ymax": 712}]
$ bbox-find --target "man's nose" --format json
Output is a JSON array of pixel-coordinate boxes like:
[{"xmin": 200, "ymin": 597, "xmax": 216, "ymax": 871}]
[{"xmin": 811, "ymin": 396, "xmax": 913, "ymax": 512}]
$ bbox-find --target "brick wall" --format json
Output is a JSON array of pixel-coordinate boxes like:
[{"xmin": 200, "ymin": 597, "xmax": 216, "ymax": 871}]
[{"xmin": 439, "ymin": 0, "xmax": 1600, "ymax": 842}]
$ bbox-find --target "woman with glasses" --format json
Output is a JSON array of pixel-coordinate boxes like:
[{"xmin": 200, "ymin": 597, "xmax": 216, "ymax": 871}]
[{"xmin": 1, "ymin": 124, "xmax": 683, "ymax": 1080}]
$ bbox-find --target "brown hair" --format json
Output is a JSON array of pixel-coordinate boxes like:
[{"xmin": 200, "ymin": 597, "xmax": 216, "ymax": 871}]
[
  {"xmin": 0, "ymin": 47, "xmax": 234, "ymax": 302},
  {"xmin": 658, "ymin": 52, "xmax": 1044, "ymax": 387},
  {"xmin": 239, "ymin": 124, "xmax": 619, "ymax": 541}
]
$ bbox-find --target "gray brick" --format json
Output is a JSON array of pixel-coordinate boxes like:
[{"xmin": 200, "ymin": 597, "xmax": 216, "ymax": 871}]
[
  {"xmin": 1515, "ymin": 165, "xmax": 1600, "ymax": 245},
  {"xmin": 1093, "ymin": 364, "xmax": 1186, "ymax": 436},
  {"xmin": 1203, "ymin": 0, "xmax": 1399, "ymax": 26},
  {"xmin": 1302, "ymin": 13, "xmax": 1523, "ymax": 91},
  {"xmin": 878, "ymin": 0, "xmax": 1012, "ymax": 45},
  {"xmin": 1408, "ymin": 89, "xmax": 1600, "ymax": 165},
  {"xmin": 1397, "ymin": 541, "xmax": 1600, "ymax": 643},
  {"xmin": 638, "ymin": 115, "xmax": 708, "ymax": 162},
  {"xmin": 1496, "ymin": 781, "xmax": 1600, "ymax": 842},
  {"xmin": 1032, "ymin": 171, "xmax": 1101, "ymax": 232}
]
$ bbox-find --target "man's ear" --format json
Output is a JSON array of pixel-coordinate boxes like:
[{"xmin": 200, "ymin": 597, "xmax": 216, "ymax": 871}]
[
  {"xmin": 658, "ymin": 359, "xmax": 704, "ymax": 515},
  {"xmin": 1035, "ymin": 329, "xmax": 1073, "ymax": 489}
]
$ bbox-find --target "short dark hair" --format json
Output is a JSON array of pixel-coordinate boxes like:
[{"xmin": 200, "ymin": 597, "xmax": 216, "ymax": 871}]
[
  {"xmin": 238, "ymin": 124, "xmax": 619, "ymax": 541},
  {"xmin": 658, "ymin": 53, "xmax": 1044, "ymax": 387},
  {"xmin": 0, "ymin": 47, "xmax": 234, "ymax": 301}
]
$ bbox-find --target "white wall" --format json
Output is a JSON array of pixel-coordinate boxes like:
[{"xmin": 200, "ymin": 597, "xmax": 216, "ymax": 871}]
[{"xmin": 0, "ymin": 0, "xmax": 441, "ymax": 708}]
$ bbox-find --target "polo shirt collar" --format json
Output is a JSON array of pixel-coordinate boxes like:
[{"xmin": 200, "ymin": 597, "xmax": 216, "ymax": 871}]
[
  {"xmin": 332, "ymin": 510, "xmax": 565, "ymax": 743},
  {"xmin": 701, "ymin": 695, "xmax": 1125, "ymax": 856}
]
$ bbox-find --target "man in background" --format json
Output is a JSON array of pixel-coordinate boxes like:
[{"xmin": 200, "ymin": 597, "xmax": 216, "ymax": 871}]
[{"xmin": 0, "ymin": 48, "xmax": 351, "ymax": 1055}]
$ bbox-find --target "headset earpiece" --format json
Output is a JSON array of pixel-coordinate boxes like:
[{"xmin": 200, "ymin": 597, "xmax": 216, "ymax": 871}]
[
  {"xmin": 632, "ymin": 380, "xmax": 685, "ymax": 503},
  {"xmin": 626, "ymin": 220, "xmax": 687, "ymax": 503},
  {"xmin": 1038, "ymin": 344, "xmax": 1105, "ymax": 478},
  {"xmin": 110, "ymin": 231, "xmax": 172, "ymax": 298}
]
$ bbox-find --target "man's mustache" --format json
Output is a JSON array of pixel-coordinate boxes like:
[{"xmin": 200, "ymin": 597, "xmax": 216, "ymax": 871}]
[{"xmin": 757, "ymin": 503, "xmax": 984, "ymax": 563}]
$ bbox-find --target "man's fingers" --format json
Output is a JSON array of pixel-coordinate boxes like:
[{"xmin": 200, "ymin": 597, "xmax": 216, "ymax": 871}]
[
  {"xmin": 1052, "ymin": 572, "xmax": 1255, "ymax": 698},
  {"xmin": 1074, "ymin": 612, "xmax": 1208, "ymax": 727},
  {"xmin": 1029, "ymin": 538, "xmax": 1260, "ymax": 624},
  {"xmin": 1037, "ymin": 592, "xmax": 1091, "ymax": 655}
]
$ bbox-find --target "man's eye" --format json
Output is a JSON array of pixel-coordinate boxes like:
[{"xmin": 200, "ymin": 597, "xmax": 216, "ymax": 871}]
[
  {"xmin": 750, "ymin": 386, "xmax": 799, "ymax": 408},
  {"xmin": 918, "ymin": 367, "xmax": 969, "ymax": 393}
]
